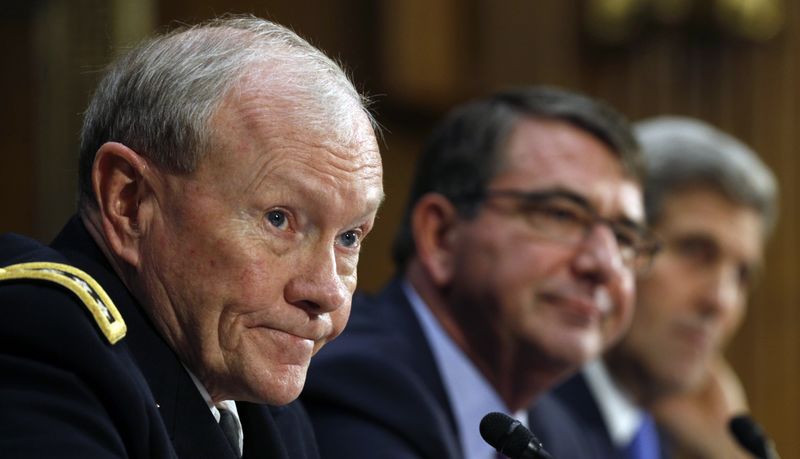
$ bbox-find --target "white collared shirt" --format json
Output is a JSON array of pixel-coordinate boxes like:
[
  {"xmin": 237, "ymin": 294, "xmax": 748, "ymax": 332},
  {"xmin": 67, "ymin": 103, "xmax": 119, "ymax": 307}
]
[
  {"xmin": 185, "ymin": 367, "xmax": 244, "ymax": 454},
  {"xmin": 582, "ymin": 359, "xmax": 644, "ymax": 447},
  {"xmin": 403, "ymin": 280, "xmax": 527, "ymax": 459}
]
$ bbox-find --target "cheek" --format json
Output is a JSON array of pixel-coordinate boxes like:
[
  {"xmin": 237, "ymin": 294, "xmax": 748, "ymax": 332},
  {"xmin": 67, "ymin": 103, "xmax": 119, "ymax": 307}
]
[
  {"xmin": 636, "ymin": 260, "xmax": 687, "ymax": 314},
  {"xmin": 477, "ymin": 245, "xmax": 572, "ymax": 328},
  {"xmin": 312, "ymin": 303, "xmax": 352, "ymax": 356},
  {"xmin": 630, "ymin": 281, "xmax": 675, "ymax": 342},
  {"xmin": 339, "ymin": 252, "xmax": 359, "ymax": 277},
  {"xmin": 720, "ymin": 300, "xmax": 746, "ymax": 342},
  {"xmin": 616, "ymin": 270, "xmax": 636, "ymax": 315},
  {"xmin": 227, "ymin": 266, "xmax": 291, "ymax": 322},
  {"xmin": 330, "ymin": 303, "xmax": 352, "ymax": 339},
  {"xmin": 604, "ymin": 273, "xmax": 637, "ymax": 342},
  {"xmin": 496, "ymin": 243, "xmax": 563, "ymax": 289}
]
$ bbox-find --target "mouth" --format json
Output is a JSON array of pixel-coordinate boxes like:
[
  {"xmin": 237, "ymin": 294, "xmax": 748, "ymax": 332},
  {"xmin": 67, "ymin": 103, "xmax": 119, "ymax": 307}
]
[
  {"xmin": 268, "ymin": 325, "xmax": 326, "ymax": 342},
  {"xmin": 541, "ymin": 292, "xmax": 607, "ymax": 326},
  {"xmin": 249, "ymin": 324, "xmax": 324, "ymax": 350},
  {"xmin": 241, "ymin": 311, "xmax": 333, "ymax": 355},
  {"xmin": 246, "ymin": 313, "xmax": 330, "ymax": 341},
  {"xmin": 675, "ymin": 323, "xmax": 714, "ymax": 353},
  {"xmin": 250, "ymin": 327, "xmax": 317, "ymax": 364}
]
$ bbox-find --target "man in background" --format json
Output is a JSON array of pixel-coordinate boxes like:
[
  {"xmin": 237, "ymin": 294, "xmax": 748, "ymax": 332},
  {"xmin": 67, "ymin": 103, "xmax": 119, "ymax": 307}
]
[
  {"xmin": 302, "ymin": 87, "xmax": 659, "ymax": 458},
  {"xmin": 0, "ymin": 15, "xmax": 383, "ymax": 458},
  {"xmin": 532, "ymin": 116, "xmax": 778, "ymax": 458}
]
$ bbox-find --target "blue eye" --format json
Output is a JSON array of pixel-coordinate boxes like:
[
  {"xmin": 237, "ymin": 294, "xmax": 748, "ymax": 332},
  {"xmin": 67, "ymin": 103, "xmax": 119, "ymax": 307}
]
[
  {"xmin": 338, "ymin": 230, "xmax": 360, "ymax": 248},
  {"xmin": 266, "ymin": 210, "xmax": 288, "ymax": 230}
]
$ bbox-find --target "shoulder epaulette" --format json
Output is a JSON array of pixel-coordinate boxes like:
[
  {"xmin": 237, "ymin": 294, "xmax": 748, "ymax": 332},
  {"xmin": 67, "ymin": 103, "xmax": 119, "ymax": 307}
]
[{"xmin": 0, "ymin": 262, "xmax": 126, "ymax": 344}]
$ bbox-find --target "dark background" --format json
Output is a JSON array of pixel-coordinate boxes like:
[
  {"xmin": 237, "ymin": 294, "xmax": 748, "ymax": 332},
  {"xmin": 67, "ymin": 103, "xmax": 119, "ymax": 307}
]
[{"xmin": 1, "ymin": 0, "xmax": 797, "ymax": 454}]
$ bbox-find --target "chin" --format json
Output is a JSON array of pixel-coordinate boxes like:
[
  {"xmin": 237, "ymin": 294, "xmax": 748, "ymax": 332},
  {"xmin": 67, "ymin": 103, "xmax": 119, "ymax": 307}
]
[
  {"xmin": 656, "ymin": 365, "xmax": 706, "ymax": 395},
  {"xmin": 572, "ymin": 333, "xmax": 604, "ymax": 362},
  {"xmin": 261, "ymin": 387, "xmax": 304, "ymax": 406},
  {"xmin": 682, "ymin": 368, "xmax": 711, "ymax": 392},
  {"xmin": 548, "ymin": 339, "xmax": 599, "ymax": 369},
  {"xmin": 251, "ymin": 366, "xmax": 308, "ymax": 406}
]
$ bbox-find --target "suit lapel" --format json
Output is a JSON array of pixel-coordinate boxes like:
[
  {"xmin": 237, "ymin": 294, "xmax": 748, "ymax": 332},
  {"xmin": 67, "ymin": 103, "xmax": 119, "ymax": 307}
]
[
  {"xmin": 554, "ymin": 373, "xmax": 621, "ymax": 457},
  {"xmin": 238, "ymin": 403, "xmax": 291, "ymax": 458},
  {"xmin": 375, "ymin": 280, "xmax": 464, "ymax": 458}
]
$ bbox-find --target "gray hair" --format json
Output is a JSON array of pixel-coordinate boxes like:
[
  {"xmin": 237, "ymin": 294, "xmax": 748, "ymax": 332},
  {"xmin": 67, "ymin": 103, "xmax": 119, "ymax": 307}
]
[
  {"xmin": 78, "ymin": 14, "xmax": 373, "ymax": 208},
  {"xmin": 635, "ymin": 116, "xmax": 778, "ymax": 236}
]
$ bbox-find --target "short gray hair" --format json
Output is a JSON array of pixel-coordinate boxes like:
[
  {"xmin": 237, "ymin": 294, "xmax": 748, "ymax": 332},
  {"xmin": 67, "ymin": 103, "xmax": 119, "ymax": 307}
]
[
  {"xmin": 78, "ymin": 14, "xmax": 373, "ymax": 208},
  {"xmin": 635, "ymin": 116, "xmax": 778, "ymax": 236}
]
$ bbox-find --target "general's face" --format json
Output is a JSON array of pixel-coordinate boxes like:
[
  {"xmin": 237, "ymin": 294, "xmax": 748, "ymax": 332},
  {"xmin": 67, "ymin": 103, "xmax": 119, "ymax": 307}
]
[
  {"xmin": 448, "ymin": 118, "xmax": 643, "ymax": 371},
  {"xmin": 138, "ymin": 87, "xmax": 383, "ymax": 404},
  {"xmin": 620, "ymin": 187, "xmax": 763, "ymax": 392}
]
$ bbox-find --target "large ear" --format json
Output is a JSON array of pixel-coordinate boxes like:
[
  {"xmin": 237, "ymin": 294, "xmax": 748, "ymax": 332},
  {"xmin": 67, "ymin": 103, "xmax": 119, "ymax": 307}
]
[
  {"xmin": 410, "ymin": 193, "xmax": 463, "ymax": 287},
  {"xmin": 91, "ymin": 142, "xmax": 154, "ymax": 268}
]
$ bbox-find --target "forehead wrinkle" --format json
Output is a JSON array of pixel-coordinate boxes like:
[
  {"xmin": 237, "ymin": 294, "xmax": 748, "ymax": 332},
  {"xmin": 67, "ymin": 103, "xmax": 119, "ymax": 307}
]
[
  {"xmin": 239, "ymin": 141, "xmax": 382, "ymax": 211},
  {"xmin": 228, "ymin": 79, "xmax": 379, "ymax": 162},
  {"xmin": 216, "ymin": 86, "xmax": 381, "ymax": 198}
]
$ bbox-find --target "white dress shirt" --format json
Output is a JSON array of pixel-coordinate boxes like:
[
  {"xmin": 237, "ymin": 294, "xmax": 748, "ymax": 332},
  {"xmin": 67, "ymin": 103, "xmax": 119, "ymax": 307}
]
[
  {"xmin": 582, "ymin": 358, "xmax": 645, "ymax": 448},
  {"xmin": 186, "ymin": 367, "xmax": 244, "ymax": 454}
]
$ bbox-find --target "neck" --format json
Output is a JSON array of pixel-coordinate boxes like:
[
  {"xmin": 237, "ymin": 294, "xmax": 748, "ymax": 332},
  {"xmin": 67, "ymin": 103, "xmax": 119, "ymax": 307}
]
[
  {"xmin": 604, "ymin": 347, "xmax": 664, "ymax": 409},
  {"xmin": 405, "ymin": 262, "xmax": 571, "ymax": 411}
]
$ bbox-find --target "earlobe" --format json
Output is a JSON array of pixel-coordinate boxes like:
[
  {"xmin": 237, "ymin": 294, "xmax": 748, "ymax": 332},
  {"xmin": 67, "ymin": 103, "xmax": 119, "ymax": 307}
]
[
  {"xmin": 411, "ymin": 194, "xmax": 462, "ymax": 287},
  {"xmin": 92, "ymin": 142, "xmax": 152, "ymax": 268}
]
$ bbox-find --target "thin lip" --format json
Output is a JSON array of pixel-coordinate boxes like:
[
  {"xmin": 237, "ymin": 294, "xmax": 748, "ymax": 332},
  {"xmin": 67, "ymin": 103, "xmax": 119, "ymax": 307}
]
[
  {"xmin": 250, "ymin": 324, "xmax": 327, "ymax": 342},
  {"xmin": 541, "ymin": 292, "xmax": 604, "ymax": 321},
  {"xmin": 673, "ymin": 322, "xmax": 714, "ymax": 350}
]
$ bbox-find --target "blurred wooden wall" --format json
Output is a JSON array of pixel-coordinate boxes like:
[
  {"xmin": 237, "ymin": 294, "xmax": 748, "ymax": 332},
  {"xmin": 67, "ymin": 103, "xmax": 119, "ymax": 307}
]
[{"xmin": 2, "ymin": 0, "xmax": 797, "ymax": 454}]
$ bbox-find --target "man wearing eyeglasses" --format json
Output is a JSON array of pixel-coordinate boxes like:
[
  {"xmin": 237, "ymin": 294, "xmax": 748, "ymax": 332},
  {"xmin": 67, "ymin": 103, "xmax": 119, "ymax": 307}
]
[
  {"xmin": 529, "ymin": 116, "xmax": 778, "ymax": 458},
  {"xmin": 302, "ymin": 87, "xmax": 657, "ymax": 458}
]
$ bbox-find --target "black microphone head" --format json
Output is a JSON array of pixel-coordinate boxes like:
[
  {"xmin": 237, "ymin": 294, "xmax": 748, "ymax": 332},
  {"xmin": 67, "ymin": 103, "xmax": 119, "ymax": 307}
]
[
  {"xmin": 480, "ymin": 412, "xmax": 535, "ymax": 458},
  {"xmin": 729, "ymin": 414, "xmax": 770, "ymax": 458}
]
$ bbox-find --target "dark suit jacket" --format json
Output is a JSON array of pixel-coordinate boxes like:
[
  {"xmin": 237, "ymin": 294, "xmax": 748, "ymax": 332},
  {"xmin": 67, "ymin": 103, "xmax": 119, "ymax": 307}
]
[
  {"xmin": 302, "ymin": 279, "xmax": 590, "ymax": 459},
  {"xmin": 531, "ymin": 372, "xmax": 670, "ymax": 459},
  {"xmin": 0, "ymin": 216, "xmax": 319, "ymax": 458}
]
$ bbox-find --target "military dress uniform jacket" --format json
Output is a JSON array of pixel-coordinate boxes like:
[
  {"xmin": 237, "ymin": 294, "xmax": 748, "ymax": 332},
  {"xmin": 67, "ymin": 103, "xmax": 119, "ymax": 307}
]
[{"xmin": 0, "ymin": 216, "xmax": 319, "ymax": 459}]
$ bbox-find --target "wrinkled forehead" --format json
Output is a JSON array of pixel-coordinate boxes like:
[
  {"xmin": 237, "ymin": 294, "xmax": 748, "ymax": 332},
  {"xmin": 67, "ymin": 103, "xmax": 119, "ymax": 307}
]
[
  {"xmin": 207, "ymin": 70, "xmax": 377, "ymax": 159},
  {"xmin": 231, "ymin": 62, "xmax": 368, "ymax": 140}
]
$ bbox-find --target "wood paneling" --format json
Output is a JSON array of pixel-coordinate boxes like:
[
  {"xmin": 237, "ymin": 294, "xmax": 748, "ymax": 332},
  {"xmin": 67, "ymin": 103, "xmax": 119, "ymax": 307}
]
[
  {"xmin": 3, "ymin": 0, "xmax": 796, "ymax": 454},
  {"xmin": 0, "ymin": 8, "xmax": 36, "ymax": 235}
]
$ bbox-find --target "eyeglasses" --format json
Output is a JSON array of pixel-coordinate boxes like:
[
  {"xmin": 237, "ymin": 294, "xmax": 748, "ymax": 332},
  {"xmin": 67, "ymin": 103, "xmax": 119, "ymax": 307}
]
[{"xmin": 465, "ymin": 188, "xmax": 661, "ymax": 273}]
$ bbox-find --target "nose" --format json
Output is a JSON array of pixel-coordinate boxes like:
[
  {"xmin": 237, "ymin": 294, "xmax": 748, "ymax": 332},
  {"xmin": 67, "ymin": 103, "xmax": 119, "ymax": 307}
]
[
  {"xmin": 571, "ymin": 223, "xmax": 626, "ymax": 285},
  {"xmin": 284, "ymin": 245, "xmax": 350, "ymax": 315}
]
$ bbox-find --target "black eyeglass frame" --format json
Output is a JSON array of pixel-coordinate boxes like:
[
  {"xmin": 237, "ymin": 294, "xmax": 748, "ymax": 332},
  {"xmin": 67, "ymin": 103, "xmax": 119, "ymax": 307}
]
[{"xmin": 452, "ymin": 188, "xmax": 662, "ymax": 273}]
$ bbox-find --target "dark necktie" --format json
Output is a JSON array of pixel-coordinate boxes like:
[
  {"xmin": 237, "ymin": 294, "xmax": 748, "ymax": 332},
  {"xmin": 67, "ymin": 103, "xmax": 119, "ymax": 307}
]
[
  {"xmin": 218, "ymin": 407, "xmax": 242, "ymax": 457},
  {"xmin": 625, "ymin": 413, "xmax": 660, "ymax": 459}
]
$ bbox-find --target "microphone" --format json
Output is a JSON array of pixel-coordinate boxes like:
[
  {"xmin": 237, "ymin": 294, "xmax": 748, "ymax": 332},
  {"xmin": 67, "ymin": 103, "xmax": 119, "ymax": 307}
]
[
  {"xmin": 479, "ymin": 412, "xmax": 554, "ymax": 459},
  {"xmin": 729, "ymin": 414, "xmax": 780, "ymax": 459}
]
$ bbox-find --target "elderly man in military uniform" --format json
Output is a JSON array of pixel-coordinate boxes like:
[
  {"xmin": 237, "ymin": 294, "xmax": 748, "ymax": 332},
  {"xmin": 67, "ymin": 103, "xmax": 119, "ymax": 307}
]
[{"xmin": 0, "ymin": 15, "xmax": 383, "ymax": 458}]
